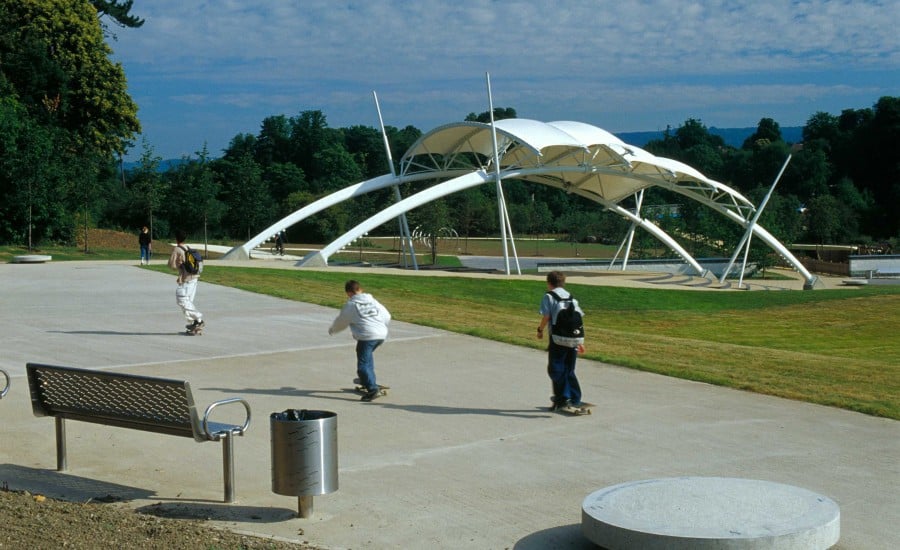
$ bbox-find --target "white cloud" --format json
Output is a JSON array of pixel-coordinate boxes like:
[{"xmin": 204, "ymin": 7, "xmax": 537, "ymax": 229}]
[{"xmin": 111, "ymin": 0, "xmax": 899, "ymax": 159}]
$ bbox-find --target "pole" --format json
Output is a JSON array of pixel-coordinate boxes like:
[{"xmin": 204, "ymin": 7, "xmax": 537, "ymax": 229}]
[
  {"xmin": 373, "ymin": 91, "xmax": 417, "ymax": 269},
  {"xmin": 719, "ymin": 153, "xmax": 794, "ymax": 285},
  {"xmin": 486, "ymin": 72, "xmax": 511, "ymax": 274}
]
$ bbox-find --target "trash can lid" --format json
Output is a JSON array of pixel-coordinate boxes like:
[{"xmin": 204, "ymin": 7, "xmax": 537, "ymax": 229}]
[{"xmin": 271, "ymin": 409, "xmax": 336, "ymax": 421}]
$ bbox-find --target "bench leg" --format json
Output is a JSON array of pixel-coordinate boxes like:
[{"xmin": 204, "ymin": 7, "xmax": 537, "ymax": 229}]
[
  {"xmin": 222, "ymin": 433, "xmax": 235, "ymax": 503},
  {"xmin": 55, "ymin": 417, "xmax": 67, "ymax": 471}
]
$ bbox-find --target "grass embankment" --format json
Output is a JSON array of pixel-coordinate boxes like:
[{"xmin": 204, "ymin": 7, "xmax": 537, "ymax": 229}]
[{"xmin": 145, "ymin": 265, "xmax": 899, "ymax": 420}]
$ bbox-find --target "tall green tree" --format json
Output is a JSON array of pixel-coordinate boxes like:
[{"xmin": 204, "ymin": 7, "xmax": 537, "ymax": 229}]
[
  {"xmin": 129, "ymin": 141, "xmax": 165, "ymax": 240},
  {"xmin": 1, "ymin": 0, "xmax": 141, "ymax": 155}
]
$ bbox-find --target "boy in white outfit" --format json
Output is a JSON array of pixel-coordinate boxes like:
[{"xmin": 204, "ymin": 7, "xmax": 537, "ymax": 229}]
[
  {"xmin": 167, "ymin": 229, "xmax": 204, "ymax": 334},
  {"xmin": 329, "ymin": 280, "xmax": 391, "ymax": 401}
]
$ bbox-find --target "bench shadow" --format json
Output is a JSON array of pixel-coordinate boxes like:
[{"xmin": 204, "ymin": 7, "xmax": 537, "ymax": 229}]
[
  {"xmin": 135, "ymin": 501, "xmax": 297, "ymax": 524},
  {"xmin": 0, "ymin": 463, "xmax": 154, "ymax": 503},
  {"xmin": 202, "ymin": 386, "xmax": 553, "ymax": 419},
  {"xmin": 514, "ymin": 523, "xmax": 600, "ymax": 549}
]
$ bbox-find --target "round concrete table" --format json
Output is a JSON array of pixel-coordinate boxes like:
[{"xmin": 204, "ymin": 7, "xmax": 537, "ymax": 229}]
[
  {"xmin": 12, "ymin": 255, "xmax": 52, "ymax": 263},
  {"xmin": 582, "ymin": 477, "xmax": 840, "ymax": 549}
]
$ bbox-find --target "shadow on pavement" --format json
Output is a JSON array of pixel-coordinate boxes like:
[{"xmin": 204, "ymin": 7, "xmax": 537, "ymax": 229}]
[
  {"xmin": 136, "ymin": 501, "xmax": 297, "ymax": 523},
  {"xmin": 514, "ymin": 523, "xmax": 598, "ymax": 549},
  {"xmin": 0, "ymin": 463, "xmax": 155, "ymax": 503}
]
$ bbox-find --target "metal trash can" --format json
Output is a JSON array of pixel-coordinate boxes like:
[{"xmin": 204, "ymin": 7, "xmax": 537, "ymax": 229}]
[{"xmin": 270, "ymin": 409, "xmax": 338, "ymax": 518}]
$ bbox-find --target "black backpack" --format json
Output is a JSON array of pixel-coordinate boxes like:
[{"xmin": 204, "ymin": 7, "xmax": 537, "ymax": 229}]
[
  {"xmin": 547, "ymin": 290, "xmax": 584, "ymax": 345},
  {"xmin": 179, "ymin": 245, "xmax": 203, "ymax": 275}
]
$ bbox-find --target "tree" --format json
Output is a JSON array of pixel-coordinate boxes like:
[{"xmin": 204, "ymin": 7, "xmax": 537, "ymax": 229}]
[
  {"xmin": 409, "ymin": 199, "xmax": 452, "ymax": 264},
  {"xmin": 742, "ymin": 118, "xmax": 782, "ymax": 149},
  {"xmin": 1, "ymin": 0, "xmax": 141, "ymax": 155},
  {"xmin": 170, "ymin": 146, "xmax": 224, "ymax": 254},
  {"xmin": 0, "ymin": 98, "xmax": 73, "ymax": 246},
  {"xmin": 465, "ymin": 108, "xmax": 517, "ymax": 123},
  {"xmin": 215, "ymin": 153, "xmax": 270, "ymax": 240},
  {"xmin": 447, "ymin": 188, "xmax": 496, "ymax": 252},
  {"xmin": 805, "ymin": 194, "xmax": 844, "ymax": 244},
  {"xmin": 129, "ymin": 141, "xmax": 165, "ymax": 240},
  {"xmin": 91, "ymin": 0, "xmax": 144, "ymax": 29}
]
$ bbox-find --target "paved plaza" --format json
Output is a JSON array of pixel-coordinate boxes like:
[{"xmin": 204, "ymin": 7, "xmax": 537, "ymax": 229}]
[{"xmin": 1, "ymin": 261, "xmax": 897, "ymax": 548}]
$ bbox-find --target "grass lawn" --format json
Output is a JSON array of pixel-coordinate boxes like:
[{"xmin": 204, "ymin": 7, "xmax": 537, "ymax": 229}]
[{"xmin": 144, "ymin": 264, "xmax": 900, "ymax": 420}]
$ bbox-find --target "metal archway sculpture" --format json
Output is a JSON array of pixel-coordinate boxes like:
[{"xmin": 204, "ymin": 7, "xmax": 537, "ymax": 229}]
[{"xmin": 222, "ymin": 119, "xmax": 817, "ymax": 289}]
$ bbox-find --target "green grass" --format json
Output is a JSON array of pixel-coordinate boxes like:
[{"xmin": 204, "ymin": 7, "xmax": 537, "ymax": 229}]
[{"xmin": 146, "ymin": 264, "xmax": 900, "ymax": 419}]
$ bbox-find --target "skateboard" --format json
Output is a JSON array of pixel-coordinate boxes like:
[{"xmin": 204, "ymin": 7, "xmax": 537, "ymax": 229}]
[
  {"xmin": 553, "ymin": 400, "xmax": 595, "ymax": 415},
  {"xmin": 184, "ymin": 320, "xmax": 205, "ymax": 336},
  {"xmin": 352, "ymin": 378, "xmax": 389, "ymax": 399}
]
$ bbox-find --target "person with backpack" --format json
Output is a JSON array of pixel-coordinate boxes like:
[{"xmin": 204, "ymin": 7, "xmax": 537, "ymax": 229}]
[
  {"xmin": 537, "ymin": 271, "xmax": 585, "ymax": 411},
  {"xmin": 167, "ymin": 229, "xmax": 204, "ymax": 334}
]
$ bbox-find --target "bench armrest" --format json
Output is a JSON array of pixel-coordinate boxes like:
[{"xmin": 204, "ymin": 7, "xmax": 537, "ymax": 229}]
[
  {"xmin": 0, "ymin": 369, "xmax": 9, "ymax": 399},
  {"xmin": 201, "ymin": 398, "xmax": 252, "ymax": 441}
]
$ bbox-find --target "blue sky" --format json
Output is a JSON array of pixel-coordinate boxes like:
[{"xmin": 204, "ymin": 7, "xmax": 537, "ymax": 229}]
[{"xmin": 110, "ymin": 0, "xmax": 899, "ymax": 161}]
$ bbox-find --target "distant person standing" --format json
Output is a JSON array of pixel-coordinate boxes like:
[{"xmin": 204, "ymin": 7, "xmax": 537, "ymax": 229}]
[
  {"xmin": 328, "ymin": 280, "xmax": 391, "ymax": 401},
  {"xmin": 167, "ymin": 230, "xmax": 204, "ymax": 335},
  {"xmin": 138, "ymin": 226, "xmax": 152, "ymax": 265},
  {"xmin": 537, "ymin": 271, "xmax": 586, "ymax": 411},
  {"xmin": 274, "ymin": 230, "xmax": 285, "ymax": 255}
]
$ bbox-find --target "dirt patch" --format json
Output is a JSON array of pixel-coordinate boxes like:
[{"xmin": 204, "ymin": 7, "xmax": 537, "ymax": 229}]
[
  {"xmin": 76, "ymin": 228, "xmax": 175, "ymax": 254},
  {"xmin": 0, "ymin": 489, "xmax": 317, "ymax": 549}
]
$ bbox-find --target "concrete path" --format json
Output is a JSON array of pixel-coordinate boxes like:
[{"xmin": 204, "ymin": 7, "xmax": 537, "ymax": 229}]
[{"xmin": 0, "ymin": 261, "xmax": 896, "ymax": 549}]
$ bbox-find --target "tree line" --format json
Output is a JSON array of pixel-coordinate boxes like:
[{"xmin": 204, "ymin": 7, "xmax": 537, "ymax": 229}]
[{"xmin": 1, "ymin": 1, "xmax": 898, "ymax": 259}]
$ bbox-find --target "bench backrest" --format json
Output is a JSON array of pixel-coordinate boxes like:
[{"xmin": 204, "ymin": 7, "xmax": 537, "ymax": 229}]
[{"xmin": 26, "ymin": 363, "xmax": 200, "ymax": 439}]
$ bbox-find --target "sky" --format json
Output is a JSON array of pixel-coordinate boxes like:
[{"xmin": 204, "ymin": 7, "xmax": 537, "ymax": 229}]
[{"xmin": 108, "ymin": 0, "xmax": 900, "ymax": 161}]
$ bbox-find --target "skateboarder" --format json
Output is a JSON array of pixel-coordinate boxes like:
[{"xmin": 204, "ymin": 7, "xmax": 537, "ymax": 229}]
[
  {"xmin": 537, "ymin": 271, "xmax": 586, "ymax": 412},
  {"xmin": 328, "ymin": 280, "xmax": 391, "ymax": 401},
  {"xmin": 168, "ymin": 229, "xmax": 204, "ymax": 335}
]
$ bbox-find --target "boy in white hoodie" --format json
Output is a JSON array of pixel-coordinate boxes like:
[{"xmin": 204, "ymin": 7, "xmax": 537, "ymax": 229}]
[{"xmin": 329, "ymin": 280, "xmax": 392, "ymax": 401}]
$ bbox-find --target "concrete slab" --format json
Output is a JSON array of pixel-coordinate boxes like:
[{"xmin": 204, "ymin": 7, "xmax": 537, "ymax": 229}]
[
  {"xmin": 0, "ymin": 261, "xmax": 897, "ymax": 549},
  {"xmin": 582, "ymin": 477, "xmax": 840, "ymax": 549}
]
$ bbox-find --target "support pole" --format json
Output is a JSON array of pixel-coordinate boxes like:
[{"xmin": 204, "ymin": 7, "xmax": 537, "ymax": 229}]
[
  {"xmin": 222, "ymin": 434, "xmax": 235, "ymax": 503},
  {"xmin": 373, "ymin": 91, "xmax": 417, "ymax": 269},
  {"xmin": 55, "ymin": 417, "xmax": 67, "ymax": 471},
  {"xmin": 719, "ymin": 154, "xmax": 793, "ymax": 285},
  {"xmin": 298, "ymin": 495, "xmax": 314, "ymax": 518},
  {"xmin": 486, "ymin": 72, "xmax": 517, "ymax": 274}
]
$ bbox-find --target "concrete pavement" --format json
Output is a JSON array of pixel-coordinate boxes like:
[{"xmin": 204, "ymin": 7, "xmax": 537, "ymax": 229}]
[{"xmin": 0, "ymin": 260, "xmax": 896, "ymax": 549}]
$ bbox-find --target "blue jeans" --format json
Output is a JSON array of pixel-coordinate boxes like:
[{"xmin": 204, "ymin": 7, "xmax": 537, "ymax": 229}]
[
  {"xmin": 140, "ymin": 245, "xmax": 150, "ymax": 263},
  {"xmin": 547, "ymin": 341, "xmax": 581, "ymax": 405},
  {"xmin": 356, "ymin": 339, "xmax": 383, "ymax": 391}
]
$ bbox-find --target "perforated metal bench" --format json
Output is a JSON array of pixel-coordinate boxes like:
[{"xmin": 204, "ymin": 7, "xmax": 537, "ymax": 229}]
[
  {"xmin": 0, "ymin": 369, "xmax": 9, "ymax": 399},
  {"xmin": 26, "ymin": 362, "xmax": 252, "ymax": 503}
]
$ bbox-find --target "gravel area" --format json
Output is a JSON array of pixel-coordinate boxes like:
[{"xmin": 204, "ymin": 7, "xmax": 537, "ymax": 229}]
[{"xmin": 0, "ymin": 489, "xmax": 318, "ymax": 549}]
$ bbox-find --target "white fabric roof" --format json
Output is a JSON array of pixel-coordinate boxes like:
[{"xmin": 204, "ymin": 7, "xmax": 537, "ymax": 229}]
[{"xmin": 400, "ymin": 119, "xmax": 752, "ymax": 208}]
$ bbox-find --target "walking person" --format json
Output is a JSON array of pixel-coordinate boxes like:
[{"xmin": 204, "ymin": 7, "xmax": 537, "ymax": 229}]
[
  {"xmin": 138, "ymin": 226, "xmax": 152, "ymax": 265},
  {"xmin": 168, "ymin": 229, "xmax": 204, "ymax": 334},
  {"xmin": 329, "ymin": 280, "xmax": 391, "ymax": 401},
  {"xmin": 537, "ymin": 271, "xmax": 586, "ymax": 411}
]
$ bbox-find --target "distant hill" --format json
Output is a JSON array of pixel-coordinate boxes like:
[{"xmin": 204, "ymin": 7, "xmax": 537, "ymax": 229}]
[
  {"xmin": 616, "ymin": 127, "xmax": 803, "ymax": 148},
  {"xmin": 122, "ymin": 158, "xmax": 189, "ymax": 172},
  {"xmin": 124, "ymin": 127, "xmax": 804, "ymax": 171}
]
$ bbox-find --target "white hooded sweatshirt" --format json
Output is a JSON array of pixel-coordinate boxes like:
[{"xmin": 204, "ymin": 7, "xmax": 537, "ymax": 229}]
[{"xmin": 329, "ymin": 292, "xmax": 391, "ymax": 341}]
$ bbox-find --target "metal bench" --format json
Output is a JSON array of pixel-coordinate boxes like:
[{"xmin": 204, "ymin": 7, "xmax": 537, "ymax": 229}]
[
  {"xmin": 0, "ymin": 369, "xmax": 9, "ymax": 399},
  {"xmin": 26, "ymin": 362, "xmax": 252, "ymax": 503}
]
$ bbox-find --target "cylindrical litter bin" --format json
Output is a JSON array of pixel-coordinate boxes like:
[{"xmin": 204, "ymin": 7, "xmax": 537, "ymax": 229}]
[{"xmin": 271, "ymin": 409, "xmax": 338, "ymax": 518}]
